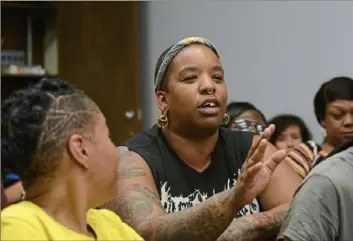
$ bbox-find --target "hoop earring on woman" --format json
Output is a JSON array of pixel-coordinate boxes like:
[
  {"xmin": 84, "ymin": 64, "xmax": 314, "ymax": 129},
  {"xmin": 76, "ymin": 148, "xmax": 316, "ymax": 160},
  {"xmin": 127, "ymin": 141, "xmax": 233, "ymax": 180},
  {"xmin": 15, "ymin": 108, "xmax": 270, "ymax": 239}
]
[
  {"xmin": 221, "ymin": 113, "xmax": 231, "ymax": 126},
  {"xmin": 156, "ymin": 114, "xmax": 168, "ymax": 128}
]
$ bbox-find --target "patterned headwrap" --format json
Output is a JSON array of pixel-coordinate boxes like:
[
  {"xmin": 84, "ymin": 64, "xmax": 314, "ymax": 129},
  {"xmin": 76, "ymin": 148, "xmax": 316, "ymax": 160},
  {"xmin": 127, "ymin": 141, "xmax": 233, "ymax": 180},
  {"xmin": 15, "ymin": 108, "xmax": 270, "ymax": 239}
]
[{"xmin": 154, "ymin": 37, "xmax": 220, "ymax": 91}]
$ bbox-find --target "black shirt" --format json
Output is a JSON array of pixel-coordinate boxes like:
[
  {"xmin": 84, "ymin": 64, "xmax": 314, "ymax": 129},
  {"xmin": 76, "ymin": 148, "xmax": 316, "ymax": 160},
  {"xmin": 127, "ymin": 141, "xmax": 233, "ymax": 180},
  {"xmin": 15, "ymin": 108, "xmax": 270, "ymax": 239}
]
[{"xmin": 124, "ymin": 125, "xmax": 260, "ymax": 217}]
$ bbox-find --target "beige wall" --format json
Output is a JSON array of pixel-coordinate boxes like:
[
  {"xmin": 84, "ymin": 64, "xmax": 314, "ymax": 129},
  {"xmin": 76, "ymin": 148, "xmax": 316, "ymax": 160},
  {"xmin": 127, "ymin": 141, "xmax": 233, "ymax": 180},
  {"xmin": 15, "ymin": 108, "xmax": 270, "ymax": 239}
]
[{"xmin": 43, "ymin": 15, "xmax": 58, "ymax": 75}]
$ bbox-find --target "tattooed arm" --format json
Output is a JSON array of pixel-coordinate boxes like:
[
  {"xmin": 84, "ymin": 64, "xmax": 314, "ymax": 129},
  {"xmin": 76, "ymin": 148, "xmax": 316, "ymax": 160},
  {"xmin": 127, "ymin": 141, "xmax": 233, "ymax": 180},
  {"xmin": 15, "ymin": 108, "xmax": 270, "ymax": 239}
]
[
  {"xmin": 217, "ymin": 204, "xmax": 288, "ymax": 241},
  {"xmin": 103, "ymin": 134, "xmax": 286, "ymax": 241},
  {"xmin": 103, "ymin": 147, "xmax": 247, "ymax": 241}
]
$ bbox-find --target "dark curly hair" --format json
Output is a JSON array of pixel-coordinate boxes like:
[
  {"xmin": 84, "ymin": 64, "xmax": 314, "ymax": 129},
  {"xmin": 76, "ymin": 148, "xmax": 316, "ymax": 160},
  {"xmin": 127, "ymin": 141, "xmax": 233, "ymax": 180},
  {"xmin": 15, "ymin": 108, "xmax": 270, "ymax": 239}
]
[
  {"xmin": 314, "ymin": 76, "xmax": 353, "ymax": 125},
  {"xmin": 1, "ymin": 78, "xmax": 100, "ymax": 189},
  {"xmin": 268, "ymin": 114, "xmax": 312, "ymax": 145}
]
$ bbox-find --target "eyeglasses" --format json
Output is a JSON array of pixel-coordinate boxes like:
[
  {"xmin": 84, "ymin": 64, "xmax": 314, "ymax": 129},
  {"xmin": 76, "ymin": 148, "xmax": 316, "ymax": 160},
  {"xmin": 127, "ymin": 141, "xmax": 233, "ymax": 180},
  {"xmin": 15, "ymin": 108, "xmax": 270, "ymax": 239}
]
[{"xmin": 230, "ymin": 118, "xmax": 266, "ymax": 135}]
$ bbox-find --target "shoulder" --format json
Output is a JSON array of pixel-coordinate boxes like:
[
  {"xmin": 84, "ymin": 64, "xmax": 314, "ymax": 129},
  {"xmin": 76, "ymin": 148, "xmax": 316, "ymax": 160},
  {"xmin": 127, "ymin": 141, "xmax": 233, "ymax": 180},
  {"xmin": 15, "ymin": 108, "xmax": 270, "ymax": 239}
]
[
  {"xmin": 125, "ymin": 125, "xmax": 160, "ymax": 148},
  {"xmin": 88, "ymin": 208, "xmax": 124, "ymax": 223},
  {"xmin": 124, "ymin": 125, "xmax": 163, "ymax": 161},
  {"xmin": 297, "ymin": 174, "xmax": 336, "ymax": 199},
  {"xmin": 277, "ymin": 174, "xmax": 339, "ymax": 241},
  {"xmin": 2, "ymin": 201, "xmax": 41, "ymax": 220},
  {"xmin": 88, "ymin": 209, "xmax": 143, "ymax": 240},
  {"xmin": 309, "ymin": 146, "xmax": 353, "ymax": 184},
  {"xmin": 1, "ymin": 202, "xmax": 47, "ymax": 239}
]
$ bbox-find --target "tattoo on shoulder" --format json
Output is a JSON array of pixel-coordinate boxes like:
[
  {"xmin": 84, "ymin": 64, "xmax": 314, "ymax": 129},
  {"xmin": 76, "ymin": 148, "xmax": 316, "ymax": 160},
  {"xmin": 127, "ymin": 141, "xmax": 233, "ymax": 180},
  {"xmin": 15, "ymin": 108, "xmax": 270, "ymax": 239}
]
[
  {"xmin": 103, "ymin": 183, "xmax": 163, "ymax": 229},
  {"xmin": 117, "ymin": 146, "xmax": 146, "ymax": 179}
]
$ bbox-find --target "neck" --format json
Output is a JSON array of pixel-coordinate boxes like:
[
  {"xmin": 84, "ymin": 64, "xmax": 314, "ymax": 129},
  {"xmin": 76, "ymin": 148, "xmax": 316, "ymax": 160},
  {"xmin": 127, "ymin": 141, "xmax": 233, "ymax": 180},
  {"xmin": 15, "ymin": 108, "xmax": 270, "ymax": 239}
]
[
  {"xmin": 162, "ymin": 127, "xmax": 219, "ymax": 172},
  {"xmin": 25, "ymin": 174, "xmax": 93, "ymax": 237},
  {"xmin": 321, "ymin": 140, "xmax": 335, "ymax": 154}
]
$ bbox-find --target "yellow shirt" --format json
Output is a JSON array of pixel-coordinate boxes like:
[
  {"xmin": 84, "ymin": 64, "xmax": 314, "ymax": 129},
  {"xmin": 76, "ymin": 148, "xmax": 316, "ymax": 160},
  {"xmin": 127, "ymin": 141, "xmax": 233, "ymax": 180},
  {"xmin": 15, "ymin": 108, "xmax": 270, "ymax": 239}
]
[{"xmin": 1, "ymin": 201, "xmax": 143, "ymax": 240}]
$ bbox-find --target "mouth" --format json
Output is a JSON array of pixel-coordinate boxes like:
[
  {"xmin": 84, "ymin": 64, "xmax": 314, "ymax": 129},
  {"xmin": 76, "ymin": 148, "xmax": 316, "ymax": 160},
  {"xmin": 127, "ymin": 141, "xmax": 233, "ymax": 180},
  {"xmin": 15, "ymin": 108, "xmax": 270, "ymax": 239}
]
[
  {"xmin": 343, "ymin": 132, "xmax": 353, "ymax": 138},
  {"xmin": 198, "ymin": 98, "xmax": 221, "ymax": 115}
]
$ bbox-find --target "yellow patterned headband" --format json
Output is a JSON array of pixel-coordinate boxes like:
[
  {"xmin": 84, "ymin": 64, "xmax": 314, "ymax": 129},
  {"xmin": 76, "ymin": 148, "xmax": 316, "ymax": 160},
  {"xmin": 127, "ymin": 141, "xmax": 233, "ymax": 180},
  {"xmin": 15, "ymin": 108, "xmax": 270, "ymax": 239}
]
[{"xmin": 154, "ymin": 37, "xmax": 220, "ymax": 90}]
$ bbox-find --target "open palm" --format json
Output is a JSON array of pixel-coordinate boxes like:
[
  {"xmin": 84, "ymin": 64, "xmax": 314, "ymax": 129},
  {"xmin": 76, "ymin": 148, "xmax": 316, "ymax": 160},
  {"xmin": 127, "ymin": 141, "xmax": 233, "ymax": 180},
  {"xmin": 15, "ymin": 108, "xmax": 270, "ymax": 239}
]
[{"xmin": 235, "ymin": 125, "xmax": 287, "ymax": 205}]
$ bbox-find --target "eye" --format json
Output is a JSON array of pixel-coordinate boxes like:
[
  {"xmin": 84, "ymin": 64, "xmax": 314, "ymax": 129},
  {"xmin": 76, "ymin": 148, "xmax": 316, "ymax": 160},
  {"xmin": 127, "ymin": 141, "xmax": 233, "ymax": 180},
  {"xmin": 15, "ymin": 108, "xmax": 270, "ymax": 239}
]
[
  {"xmin": 213, "ymin": 74, "xmax": 224, "ymax": 82},
  {"xmin": 183, "ymin": 75, "xmax": 197, "ymax": 82},
  {"xmin": 331, "ymin": 112, "xmax": 344, "ymax": 120}
]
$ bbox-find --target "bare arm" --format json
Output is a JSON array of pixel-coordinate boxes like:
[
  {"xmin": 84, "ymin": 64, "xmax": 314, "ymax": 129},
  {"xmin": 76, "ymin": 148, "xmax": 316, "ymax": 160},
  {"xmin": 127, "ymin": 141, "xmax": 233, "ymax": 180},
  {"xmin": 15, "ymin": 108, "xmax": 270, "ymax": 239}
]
[
  {"xmin": 217, "ymin": 203, "xmax": 288, "ymax": 241},
  {"xmin": 103, "ymin": 147, "xmax": 247, "ymax": 241}
]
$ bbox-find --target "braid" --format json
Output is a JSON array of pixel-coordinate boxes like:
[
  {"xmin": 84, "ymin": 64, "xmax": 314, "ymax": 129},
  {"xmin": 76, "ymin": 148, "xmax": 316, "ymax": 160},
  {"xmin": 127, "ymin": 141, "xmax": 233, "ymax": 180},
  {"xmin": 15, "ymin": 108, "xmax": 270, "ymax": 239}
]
[{"xmin": 1, "ymin": 78, "xmax": 100, "ymax": 189}]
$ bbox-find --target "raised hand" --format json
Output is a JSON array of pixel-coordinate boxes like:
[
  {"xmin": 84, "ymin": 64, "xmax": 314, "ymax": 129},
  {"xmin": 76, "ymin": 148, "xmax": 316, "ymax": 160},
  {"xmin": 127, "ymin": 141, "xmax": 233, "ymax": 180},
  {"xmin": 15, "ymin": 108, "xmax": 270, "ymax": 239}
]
[{"xmin": 235, "ymin": 124, "xmax": 287, "ymax": 205}]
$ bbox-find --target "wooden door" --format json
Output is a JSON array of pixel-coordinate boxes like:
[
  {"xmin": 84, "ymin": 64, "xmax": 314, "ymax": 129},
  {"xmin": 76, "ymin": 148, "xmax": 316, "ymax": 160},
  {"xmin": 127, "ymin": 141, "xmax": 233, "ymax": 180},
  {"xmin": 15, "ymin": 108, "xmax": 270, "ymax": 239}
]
[{"xmin": 57, "ymin": 2, "xmax": 141, "ymax": 145}]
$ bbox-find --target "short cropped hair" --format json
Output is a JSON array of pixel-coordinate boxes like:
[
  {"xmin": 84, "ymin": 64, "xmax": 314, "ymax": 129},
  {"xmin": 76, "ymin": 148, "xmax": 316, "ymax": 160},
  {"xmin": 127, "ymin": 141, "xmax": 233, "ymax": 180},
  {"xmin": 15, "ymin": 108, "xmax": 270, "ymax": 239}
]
[{"xmin": 314, "ymin": 76, "xmax": 353, "ymax": 124}]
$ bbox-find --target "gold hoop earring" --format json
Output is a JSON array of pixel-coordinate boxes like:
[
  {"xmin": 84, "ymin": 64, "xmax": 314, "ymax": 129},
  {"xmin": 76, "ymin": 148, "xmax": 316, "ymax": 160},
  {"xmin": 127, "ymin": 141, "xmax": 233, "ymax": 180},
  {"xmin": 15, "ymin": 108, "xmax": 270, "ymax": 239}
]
[
  {"xmin": 221, "ymin": 113, "xmax": 231, "ymax": 126},
  {"xmin": 156, "ymin": 114, "xmax": 168, "ymax": 128}
]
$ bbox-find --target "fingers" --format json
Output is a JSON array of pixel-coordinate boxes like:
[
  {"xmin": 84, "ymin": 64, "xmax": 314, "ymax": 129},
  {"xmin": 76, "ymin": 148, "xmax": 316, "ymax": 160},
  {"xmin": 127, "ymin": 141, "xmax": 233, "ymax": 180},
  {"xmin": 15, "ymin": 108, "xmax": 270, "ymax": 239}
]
[
  {"xmin": 247, "ymin": 139, "xmax": 267, "ymax": 167},
  {"xmin": 263, "ymin": 149, "xmax": 287, "ymax": 173},
  {"xmin": 243, "ymin": 162, "xmax": 263, "ymax": 181},
  {"xmin": 262, "ymin": 124, "xmax": 275, "ymax": 140},
  {"xmin": 247, "ymin": 124, "xmax": 275, "ymax": 159}
]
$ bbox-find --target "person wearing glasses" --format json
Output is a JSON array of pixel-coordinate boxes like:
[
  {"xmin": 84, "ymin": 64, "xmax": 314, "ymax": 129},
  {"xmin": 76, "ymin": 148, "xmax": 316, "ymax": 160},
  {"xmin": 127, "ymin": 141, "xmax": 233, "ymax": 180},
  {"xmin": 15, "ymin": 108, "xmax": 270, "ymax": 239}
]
[{"xmin": 225, "ymin": 101, "xmax": 267, "ymax": 135}]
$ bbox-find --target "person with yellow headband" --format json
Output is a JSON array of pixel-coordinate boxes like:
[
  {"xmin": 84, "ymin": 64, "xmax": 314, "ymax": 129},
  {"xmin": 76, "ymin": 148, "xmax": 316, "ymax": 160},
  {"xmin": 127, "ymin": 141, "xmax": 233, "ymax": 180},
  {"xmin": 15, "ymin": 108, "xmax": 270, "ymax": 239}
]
[{"xmin": 103, "ymin": 37, "xmax": 302, "ymax": 241}]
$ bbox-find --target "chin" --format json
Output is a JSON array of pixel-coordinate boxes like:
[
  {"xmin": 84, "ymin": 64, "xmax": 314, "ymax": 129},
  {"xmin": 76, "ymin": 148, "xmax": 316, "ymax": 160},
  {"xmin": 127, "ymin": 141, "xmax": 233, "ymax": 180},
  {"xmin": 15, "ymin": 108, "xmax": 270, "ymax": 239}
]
[{"xmin": 198, "ymin": 118, "xmax": 222, "ymax": 130}]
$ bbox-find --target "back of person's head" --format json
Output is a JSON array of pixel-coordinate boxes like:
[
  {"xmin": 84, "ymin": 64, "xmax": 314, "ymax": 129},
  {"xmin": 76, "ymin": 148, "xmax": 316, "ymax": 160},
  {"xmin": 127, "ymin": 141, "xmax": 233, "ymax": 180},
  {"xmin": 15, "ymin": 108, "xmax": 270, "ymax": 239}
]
[
  {"xmin": 269, "ymin": 114, "xmax": 312, "ymax": 147},
  {"xmin": 314, "ymin": 76, "xmax": 353, "ymax": 124},
  {"xmin": 1, "ymin": 78, "xmax": 101, "ymax": 190},
  {"xmin": 226, "ymin": 101, "xmax": 266, "ymax": 123}
]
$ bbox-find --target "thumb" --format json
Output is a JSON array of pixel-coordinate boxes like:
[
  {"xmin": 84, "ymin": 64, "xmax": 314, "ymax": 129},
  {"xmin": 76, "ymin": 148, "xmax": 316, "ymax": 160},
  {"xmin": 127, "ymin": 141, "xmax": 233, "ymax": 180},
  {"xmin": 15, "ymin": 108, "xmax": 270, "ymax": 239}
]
[{"xmin": 263, "ymin": 149, "xmax": 287, "ymax": 173}]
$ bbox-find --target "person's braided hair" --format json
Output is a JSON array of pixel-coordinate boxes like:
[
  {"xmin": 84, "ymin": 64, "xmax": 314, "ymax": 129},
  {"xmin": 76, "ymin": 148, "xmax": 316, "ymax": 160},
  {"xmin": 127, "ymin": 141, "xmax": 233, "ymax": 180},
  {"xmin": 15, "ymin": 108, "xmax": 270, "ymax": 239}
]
[{"xmin": 1, "ymin": 78, "xmax": 100, "ymax": 189}]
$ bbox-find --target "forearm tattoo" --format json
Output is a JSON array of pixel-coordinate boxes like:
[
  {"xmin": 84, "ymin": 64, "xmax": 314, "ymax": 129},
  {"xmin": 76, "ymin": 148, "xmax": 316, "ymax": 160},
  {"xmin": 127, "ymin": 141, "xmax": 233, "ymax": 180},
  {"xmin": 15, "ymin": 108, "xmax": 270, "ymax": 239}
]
[
  {"xmin": 217, "ymin": 210, "xmax": 287, "ymax": 241},
  {"xmin": 102, "ymin": 148, "xmax": 245, "ymax": 241}
]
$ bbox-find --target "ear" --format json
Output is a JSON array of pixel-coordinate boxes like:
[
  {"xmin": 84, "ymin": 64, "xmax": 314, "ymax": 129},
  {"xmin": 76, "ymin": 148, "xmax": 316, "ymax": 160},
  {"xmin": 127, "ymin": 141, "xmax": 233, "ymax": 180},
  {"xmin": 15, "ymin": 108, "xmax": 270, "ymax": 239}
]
[
  {"xmin": 67, "ymin": 134, "xmax": 90, "ymax": 169},
  {"xmin": 155, "ymin": 90, "xmax": 168, "ymax": 114},
  {"xmin": 320, "ymin": 118, "xmax": 326, "ymax": 128}
]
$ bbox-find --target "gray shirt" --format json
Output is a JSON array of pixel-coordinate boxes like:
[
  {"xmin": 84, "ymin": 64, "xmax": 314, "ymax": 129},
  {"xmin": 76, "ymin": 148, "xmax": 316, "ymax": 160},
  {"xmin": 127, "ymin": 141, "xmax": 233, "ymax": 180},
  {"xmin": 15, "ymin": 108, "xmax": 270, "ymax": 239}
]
[{"xmin": 277, "ymin": 146, "xmax": 353, "ymax": 241}]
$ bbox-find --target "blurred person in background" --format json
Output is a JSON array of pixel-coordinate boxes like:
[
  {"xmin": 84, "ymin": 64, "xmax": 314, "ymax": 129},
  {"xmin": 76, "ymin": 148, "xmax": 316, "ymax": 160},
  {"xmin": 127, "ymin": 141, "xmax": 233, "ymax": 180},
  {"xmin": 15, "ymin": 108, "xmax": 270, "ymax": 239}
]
[
  {"xmin": 286, "ymin": 76, "xmax": 353, "ymax": 178},
  {"xmin": 269, "ymin": 114, "xmax": 312, "ymax": 151},
  {"xmin": 225, "ymin": 101, "xmax": 267, "ymax": 135}
]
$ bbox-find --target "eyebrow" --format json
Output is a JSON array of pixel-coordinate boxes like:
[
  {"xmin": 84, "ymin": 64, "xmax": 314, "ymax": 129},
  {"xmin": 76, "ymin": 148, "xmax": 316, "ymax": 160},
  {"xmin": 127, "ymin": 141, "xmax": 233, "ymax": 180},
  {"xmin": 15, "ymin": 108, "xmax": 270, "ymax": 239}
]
[
  {"xmin": 212, "ymin": 65, "xmax": 224, "ymax": 73},
  {"xmin": 178, "ymin": 65, "xmax": 224, "ymax": 77},
  {"xmin": 330, "ymin": 105, "xmax": 348, "ymax": 110}
]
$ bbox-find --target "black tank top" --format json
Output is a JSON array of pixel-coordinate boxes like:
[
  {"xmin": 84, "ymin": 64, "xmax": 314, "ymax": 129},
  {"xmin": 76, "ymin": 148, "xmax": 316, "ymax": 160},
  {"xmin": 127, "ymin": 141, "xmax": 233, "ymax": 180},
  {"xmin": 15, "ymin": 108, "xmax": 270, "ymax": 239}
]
[{"xmin": 124, "ymin": 125, "xmax": 261, "ymax": 217}]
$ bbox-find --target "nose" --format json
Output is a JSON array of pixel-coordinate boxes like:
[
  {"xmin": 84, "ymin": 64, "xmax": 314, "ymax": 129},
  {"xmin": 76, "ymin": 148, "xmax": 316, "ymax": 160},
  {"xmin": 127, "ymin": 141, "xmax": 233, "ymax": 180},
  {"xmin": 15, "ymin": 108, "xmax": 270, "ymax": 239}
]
[
  {"xmin": 200, "ymin": 76, "xmax": 216, "ymax": 95},
  {"xmin": 286, "ymin": 138, "xmax": 295, "ymax": 148},
  {"xmin": 343, "ymin": 114, "xmax": 353, "ymax": 127}
]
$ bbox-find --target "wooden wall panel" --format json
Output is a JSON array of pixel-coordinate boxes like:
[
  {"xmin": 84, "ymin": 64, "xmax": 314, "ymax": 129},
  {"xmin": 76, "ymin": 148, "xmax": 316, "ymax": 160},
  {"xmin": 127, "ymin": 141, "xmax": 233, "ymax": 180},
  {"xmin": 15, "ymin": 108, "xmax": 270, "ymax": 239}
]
[{"xmin": 57, "ymin": 2, "xmax": 142, "ymax": 145}]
